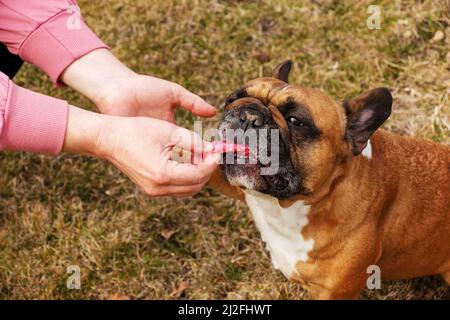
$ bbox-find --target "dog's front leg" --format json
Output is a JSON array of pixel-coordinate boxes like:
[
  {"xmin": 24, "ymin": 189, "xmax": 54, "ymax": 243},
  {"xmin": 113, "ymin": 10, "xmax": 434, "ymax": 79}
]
[
  {"xmin": 308, "ymin": 279, "xmax": 365, "ymax": 300},
  {"xmin": 293, "ymin": 238, "xmax": 381, "ymax": 300}
]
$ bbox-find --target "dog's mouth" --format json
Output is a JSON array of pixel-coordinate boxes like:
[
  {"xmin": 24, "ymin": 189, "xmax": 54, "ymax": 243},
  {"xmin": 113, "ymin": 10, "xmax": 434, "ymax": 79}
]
[
  {"xmin": 216, "ymin": 97, "xmax": 306, "ymax": 199},
  {"xmin": 205, "ymin": 141, "xmax": 253, "ymax": 161},
  {"xmin": 208, "ymin": 141, "xmax": 276, "ymax": 170},
  {"xmin": 219, "ymin": 149, "xmax": 293, "ymax": 197},
  {"xmin": 215, "ymin": 125, "xmax": 298, "ymax": 199}
]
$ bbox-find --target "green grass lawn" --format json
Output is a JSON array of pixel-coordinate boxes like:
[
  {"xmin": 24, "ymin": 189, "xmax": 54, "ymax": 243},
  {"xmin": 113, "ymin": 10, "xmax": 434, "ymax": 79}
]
[{"xmin": 0, "ymin": 0, "xmax": 449, "ymax": 299}]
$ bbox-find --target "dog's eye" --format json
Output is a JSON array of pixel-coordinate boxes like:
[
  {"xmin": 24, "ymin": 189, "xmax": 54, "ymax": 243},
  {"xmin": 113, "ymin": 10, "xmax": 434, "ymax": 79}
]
[{"xmin": 287, "ymin": 116, "xmax": 304, "ymax": 127}]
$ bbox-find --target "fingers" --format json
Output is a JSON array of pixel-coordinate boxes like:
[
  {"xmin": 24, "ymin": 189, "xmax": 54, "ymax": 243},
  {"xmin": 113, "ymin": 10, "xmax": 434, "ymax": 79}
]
[
  {"xmin": 170, "ymin": 126, "xmax": 216, "ymax": 164},
  {"xmin": 170, "ymin": 126, "xmax": 206, "ymax": 153},
  {"xmin": 170, "ymin": 83, "xmax": 217, "ymax": 117},
  {"xmin": 164, "ymin": 156, "xmax": 219, "ymax": 186}
]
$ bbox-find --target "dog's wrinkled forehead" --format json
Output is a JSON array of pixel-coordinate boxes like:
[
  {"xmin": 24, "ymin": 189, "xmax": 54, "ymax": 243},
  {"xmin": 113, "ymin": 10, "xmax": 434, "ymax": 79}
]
[
  {"xmin": 225, "ymin": 77, "xmax": 346, "ymax": 137},
  {"xmin": 225, "ymin": 78, "xmax": 288, "ymax": 111}
]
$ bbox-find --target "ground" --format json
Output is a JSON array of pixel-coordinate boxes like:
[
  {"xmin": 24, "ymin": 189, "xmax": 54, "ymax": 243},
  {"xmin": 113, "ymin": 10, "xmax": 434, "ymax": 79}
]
[{"xmin": 0, "ymin": 0, "xmax": 449, "ymax": 299}]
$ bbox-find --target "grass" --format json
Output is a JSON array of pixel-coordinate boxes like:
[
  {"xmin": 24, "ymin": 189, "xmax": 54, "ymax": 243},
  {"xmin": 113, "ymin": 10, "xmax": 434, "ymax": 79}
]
[{"xmin": 0, "ymin": 0, "xmax": 449, "ymax": 299}]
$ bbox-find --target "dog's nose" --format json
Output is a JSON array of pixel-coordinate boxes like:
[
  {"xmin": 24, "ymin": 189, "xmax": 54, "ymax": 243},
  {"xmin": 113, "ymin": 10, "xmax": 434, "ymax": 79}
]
[{"xmin": 239, "ymin": 106, "xmax": 265, "ymax": 130}]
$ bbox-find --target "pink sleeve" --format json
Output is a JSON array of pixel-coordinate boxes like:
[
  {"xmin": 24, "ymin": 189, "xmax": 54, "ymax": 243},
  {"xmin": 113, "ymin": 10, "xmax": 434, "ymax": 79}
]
[
  {"xmin": 0, "ymin": 0, "xmax": 109, "ymax": 85},
  {"xmin": 0, "ymin": 72, "xmax": 68, "ymax": 154}
]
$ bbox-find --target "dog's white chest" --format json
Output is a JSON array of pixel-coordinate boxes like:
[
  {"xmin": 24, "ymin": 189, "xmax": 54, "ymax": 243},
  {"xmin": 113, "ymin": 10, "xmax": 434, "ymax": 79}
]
[{"xmin": 244, "ymin": 190, "xmax": 314, "ymax": 279}]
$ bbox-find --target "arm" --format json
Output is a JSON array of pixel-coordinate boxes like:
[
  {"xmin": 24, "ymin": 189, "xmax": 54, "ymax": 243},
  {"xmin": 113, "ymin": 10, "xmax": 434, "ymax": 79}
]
[
  {"xmin": 61, "ymin": 48, "xmax": 217, "ymax": 121},
  {"xmin": 0, "ymin": 0, "xmax": 104, "ymax": 153},
  {"xmin": 0, "ymin": 0, "xmax": 216, "ymax": 120},
  {"xmin": 0, "ymin": 71, "xmax": 67, "ymax": 154},
  {"xmin": 0, "ymin": 70, "xmax": 218, "ymax": 196},
  {"xmin": 0, "ymin": 1, "xmax": 109, "ymax": 154},
  {"xmin": 0, "ymin": 0, "xmax": 218, "ymax": 196},
  {"xmin": 0, "ymin": 0, "xmax": 108, "ymax": 85}
]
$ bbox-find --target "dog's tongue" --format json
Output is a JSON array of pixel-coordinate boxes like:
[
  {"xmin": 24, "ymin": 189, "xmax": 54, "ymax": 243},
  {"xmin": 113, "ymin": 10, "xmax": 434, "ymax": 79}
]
[{"xmin": 205, "ymin": 141, "xmax": 250, "ymax": 158}]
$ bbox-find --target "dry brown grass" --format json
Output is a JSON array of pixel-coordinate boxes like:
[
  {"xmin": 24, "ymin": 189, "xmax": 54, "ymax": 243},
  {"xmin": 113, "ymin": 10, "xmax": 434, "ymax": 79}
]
[{"xmin": 0, "ymin": 0, "xmax": 449, "ymax": 300}]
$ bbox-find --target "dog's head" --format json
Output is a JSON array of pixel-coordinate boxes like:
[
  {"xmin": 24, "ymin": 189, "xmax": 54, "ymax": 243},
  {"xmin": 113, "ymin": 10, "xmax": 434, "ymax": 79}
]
[{"xmin": 218, "ymin": 60, "xmax": 392, "ymax": 201}]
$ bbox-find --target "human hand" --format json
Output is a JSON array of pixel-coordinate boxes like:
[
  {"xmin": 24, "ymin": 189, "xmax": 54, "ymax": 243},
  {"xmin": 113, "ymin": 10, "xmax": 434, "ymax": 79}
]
[
  {"xmin": 61, "ymin": 49, "xmax": 216, "ymax": 122},
  {"xmin": 95, "ymin": 74, "xmax": 216, "ymax": 122},
  {"xmin": 63, "ymin": 106, "xmax": 219, "ymax": 197}
]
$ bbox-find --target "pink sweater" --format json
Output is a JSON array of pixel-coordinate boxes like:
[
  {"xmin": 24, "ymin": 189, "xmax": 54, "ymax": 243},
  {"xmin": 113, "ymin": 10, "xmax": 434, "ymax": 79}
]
[{"xmin": 0, "ymin": 0, "xmax": 108, "ymax": 154}]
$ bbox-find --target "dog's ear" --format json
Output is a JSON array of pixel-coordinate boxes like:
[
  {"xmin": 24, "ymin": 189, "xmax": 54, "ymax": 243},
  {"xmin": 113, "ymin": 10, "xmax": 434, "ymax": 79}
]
[
  {"xmin": 272, "ymin": 60, "xmax": 292, "ymax": 83},
  {"xmin": 344, "ymin": 88, "xmax": 392, "ymax": 155}
]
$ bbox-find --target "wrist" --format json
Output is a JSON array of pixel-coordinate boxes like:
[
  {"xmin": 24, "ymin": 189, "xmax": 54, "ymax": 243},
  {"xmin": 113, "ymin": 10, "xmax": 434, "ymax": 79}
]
[
  {"xmin": 63, "ymin": 105, "xmax": 111, "ymax": 159},
  {"xmin": 60, "ymin": 49, "xmax": 135, "ymax": 110}
]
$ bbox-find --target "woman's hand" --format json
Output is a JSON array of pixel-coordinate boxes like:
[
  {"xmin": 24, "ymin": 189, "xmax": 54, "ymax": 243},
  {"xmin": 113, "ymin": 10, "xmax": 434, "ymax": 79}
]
[
  {"xmin": 63, "ymin": 106, "xmax": 219, "ymax": 197},
  {"xmin": 61, "ymin": 49, "xmax": 216, "ymax": 121},
  {"xmin": 95, "ymin": 74, "xmax": 216, "ymax": 122}
]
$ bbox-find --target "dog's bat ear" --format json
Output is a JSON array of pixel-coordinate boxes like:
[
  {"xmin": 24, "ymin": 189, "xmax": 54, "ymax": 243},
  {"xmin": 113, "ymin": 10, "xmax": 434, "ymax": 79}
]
[
  {"xmin": 344, "ymin": 88, "xmax": 392, "ymax": 155},
  {"xmin": 272, "ymin": 60, "xmax": 293, "ymax": 83}
]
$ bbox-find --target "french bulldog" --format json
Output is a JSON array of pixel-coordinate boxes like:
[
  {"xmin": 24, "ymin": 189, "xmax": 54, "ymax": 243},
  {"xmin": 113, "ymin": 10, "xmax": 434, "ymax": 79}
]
[{"xmin": 208, "ymin": 61, "xmax": 450, "ymax": 299}]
